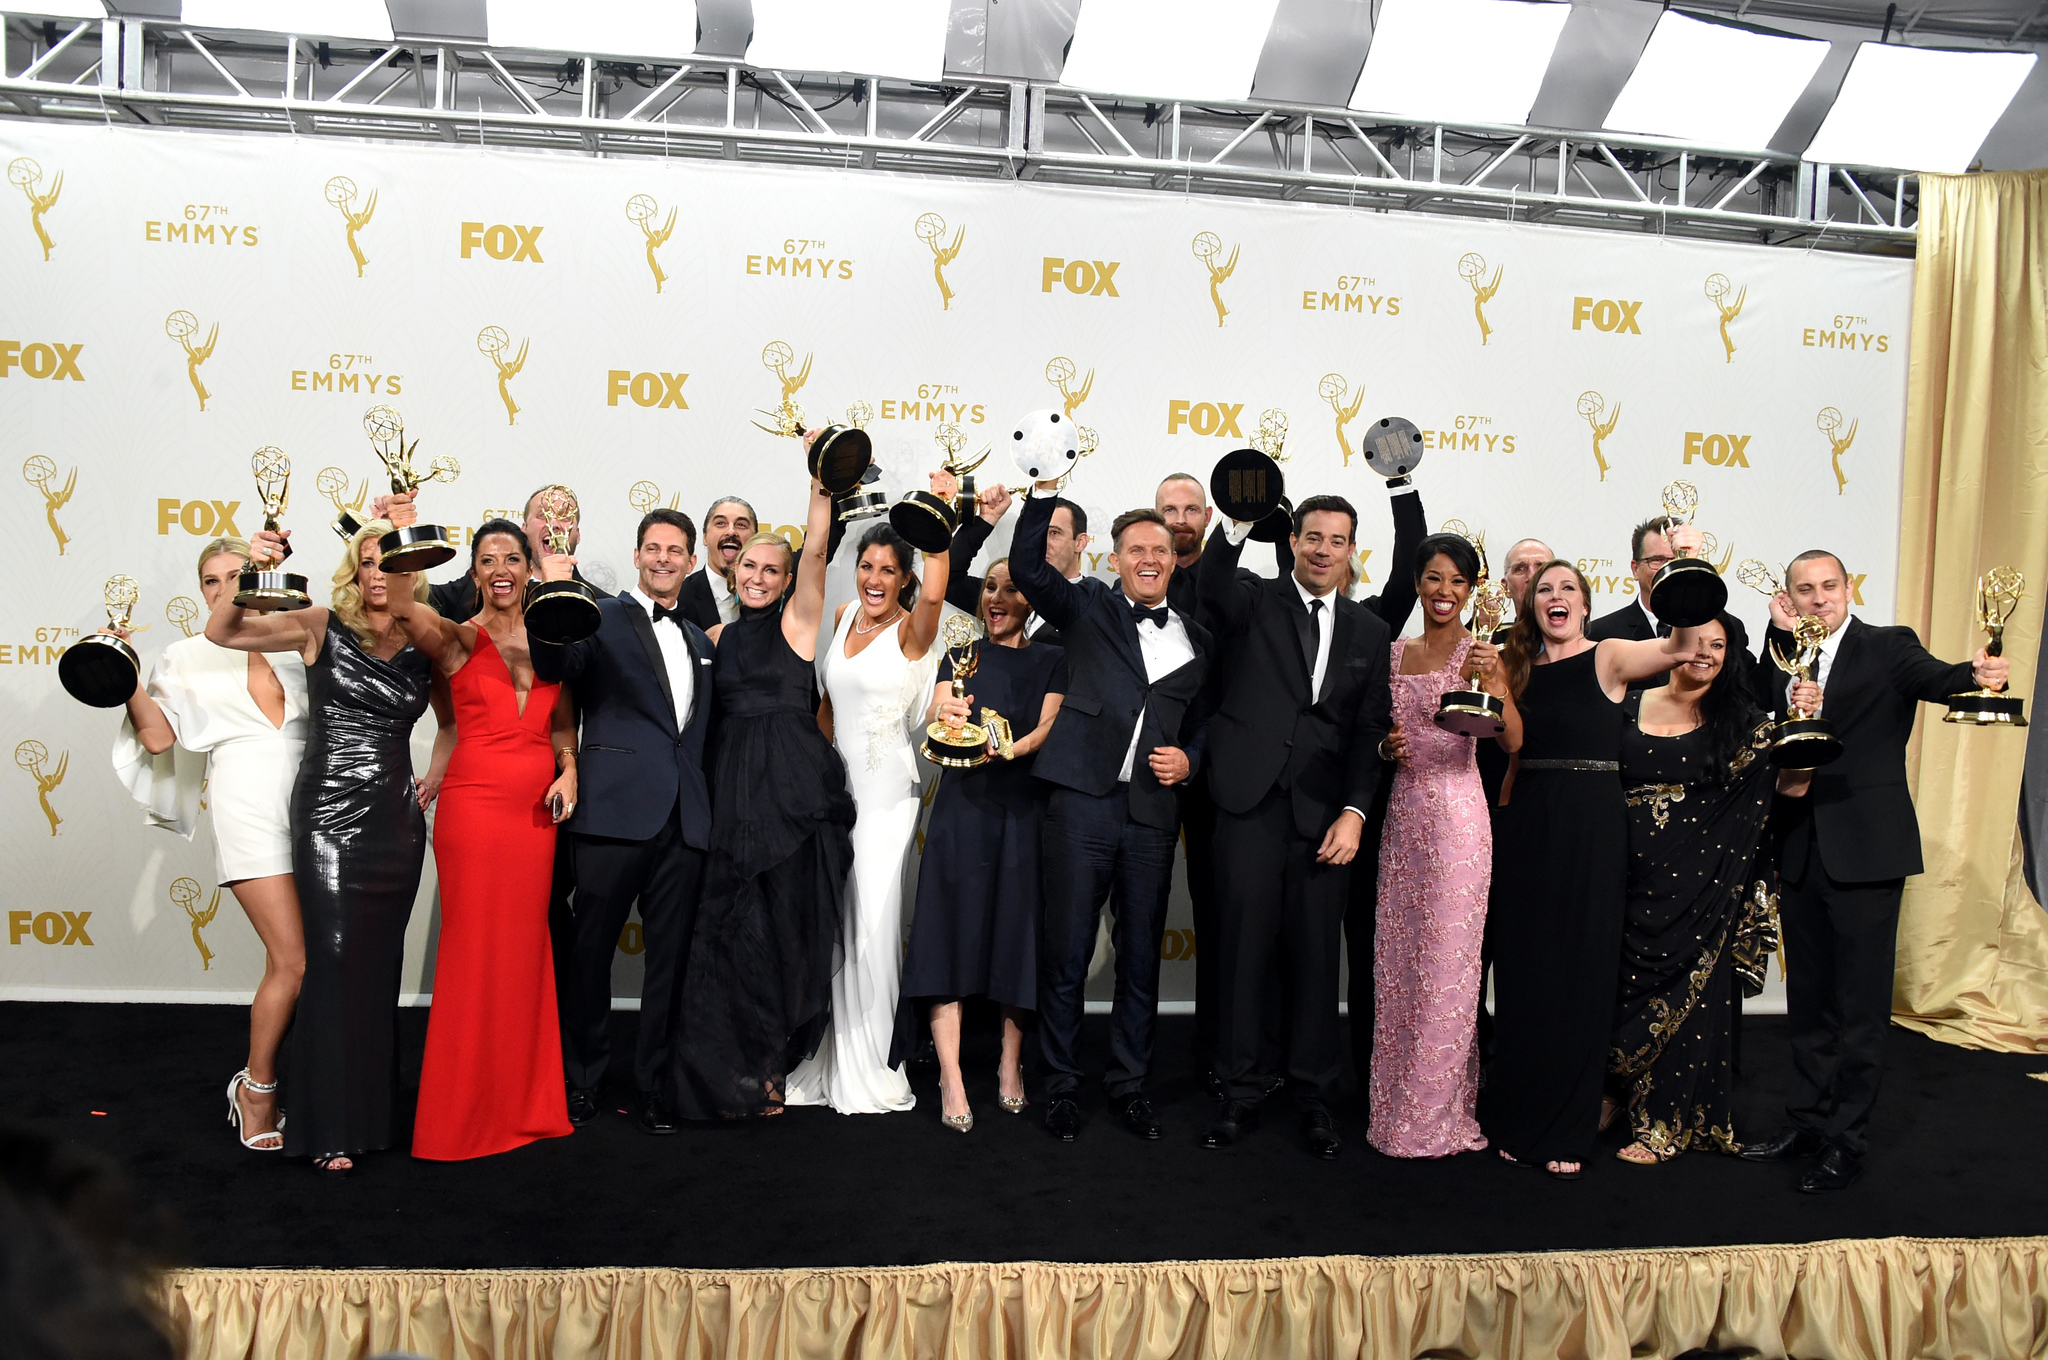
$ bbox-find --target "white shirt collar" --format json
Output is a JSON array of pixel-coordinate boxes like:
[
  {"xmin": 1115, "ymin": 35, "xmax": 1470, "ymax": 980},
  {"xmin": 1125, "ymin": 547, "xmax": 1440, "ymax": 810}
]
[
  {"xmin": 1637, "ymin": 594, "xmax": 1659, "ymax": 631},
  {"xmin": 629, "ymin": 586, "xmax": 678, "ymax": 620},
  {"xmin": 1294, "ymin": 574, "xmax": 1337, "ymax": 611}
]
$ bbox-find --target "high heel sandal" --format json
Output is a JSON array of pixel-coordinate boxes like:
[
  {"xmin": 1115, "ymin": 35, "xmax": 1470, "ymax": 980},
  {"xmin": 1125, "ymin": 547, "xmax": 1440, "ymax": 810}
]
[
  {"xmin": 310, "ymin": 1152, "xmax": 354, "ymax": 1177},
  {"xmin": 225, "ymin": 1069, "xmax": 284, "ymax": 1152},
  {"xmin": 997, "ymin": 1069, "xmax": 1028, "ymax": 1114}
]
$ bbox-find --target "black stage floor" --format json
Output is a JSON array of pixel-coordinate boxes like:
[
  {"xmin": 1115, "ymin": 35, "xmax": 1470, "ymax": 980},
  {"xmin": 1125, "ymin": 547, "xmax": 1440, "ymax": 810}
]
[{"xmin": 4, "ymin": 1002, "xmax": 2042, "ymax": 1270}]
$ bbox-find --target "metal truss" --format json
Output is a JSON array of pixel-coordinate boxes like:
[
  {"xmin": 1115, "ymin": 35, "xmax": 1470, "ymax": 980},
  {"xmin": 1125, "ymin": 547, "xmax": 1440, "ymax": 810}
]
[{"xmin": 0, "ymin": 10, "xmax": 1916, "ymax": 253}]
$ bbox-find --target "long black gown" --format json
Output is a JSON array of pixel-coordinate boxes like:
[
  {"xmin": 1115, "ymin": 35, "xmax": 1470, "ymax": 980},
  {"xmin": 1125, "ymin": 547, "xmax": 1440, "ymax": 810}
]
[
  {"xmin": 1609, "ymin": 696, "xmax": 1781, "ymax": 1158},
  {"xmin": 1477, "ymin": 647, "xmax": 1626, "ymax": 1167},
  {"xmin": 669, "ymin": 603, "xmax": 856, "ymax": 1119},
  {"xmin": 283, "ymin": 618, "xmax": 432, "ymax": 1160},
  {"xmin": 889, "ymin": 640, "xmax": 1068, "ymax": 1068}
]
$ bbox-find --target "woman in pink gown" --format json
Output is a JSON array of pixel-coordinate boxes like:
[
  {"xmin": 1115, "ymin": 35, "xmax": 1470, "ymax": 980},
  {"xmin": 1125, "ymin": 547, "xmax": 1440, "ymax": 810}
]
[{"xmin": 1369, "ymin": 533, "xmax": 1519, "ymax": 1158}]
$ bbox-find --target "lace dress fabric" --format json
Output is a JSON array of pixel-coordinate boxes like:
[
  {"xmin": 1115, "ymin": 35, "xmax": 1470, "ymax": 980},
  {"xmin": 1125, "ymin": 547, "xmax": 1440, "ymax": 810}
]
[{"xmin": 1369, "ymin": 637, "xmax": 1491, "ymax": 1157}]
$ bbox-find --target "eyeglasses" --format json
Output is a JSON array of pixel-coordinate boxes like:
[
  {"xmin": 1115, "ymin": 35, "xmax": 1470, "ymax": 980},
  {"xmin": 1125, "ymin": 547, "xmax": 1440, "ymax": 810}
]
[{"xmin": 1636, "ymin": 554, "xmax": 1675, "ymax": 569}]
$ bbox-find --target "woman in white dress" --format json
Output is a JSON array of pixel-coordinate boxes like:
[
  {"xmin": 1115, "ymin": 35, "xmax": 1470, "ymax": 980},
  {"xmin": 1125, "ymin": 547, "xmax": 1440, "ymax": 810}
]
[
  {"xmin": 786, "ymin": 483, "xmax": 953, "ymax": 1115},
  {"xmin": 110, "ymin": 536, "xmax": 309, "ymax": 1151}
]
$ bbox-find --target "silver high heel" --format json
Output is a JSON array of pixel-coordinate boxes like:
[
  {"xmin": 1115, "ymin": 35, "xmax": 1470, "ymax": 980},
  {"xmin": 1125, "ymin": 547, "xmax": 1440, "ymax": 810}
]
[
  {"xmin": 226, "ymin": 1068, "xmax": 284, "ymax": 1151},
  {"xmin": 942, "ymin": 1109, "xmax": 974, "ymax": 1134},
  {"xmin": 998, "ymin": 1069, "xmax": 1028, "ymax": 1114}
]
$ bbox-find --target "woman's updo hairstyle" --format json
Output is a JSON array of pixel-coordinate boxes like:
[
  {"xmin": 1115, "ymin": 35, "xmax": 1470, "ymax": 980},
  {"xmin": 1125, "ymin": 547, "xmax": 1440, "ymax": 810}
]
[
  {"xmin": 469, "ymin": 518, "xmax": 532, "ymax": 568},
  {"xmin": 1413, "ymin": 532, "xmax": 1481, "ymax": 584},
  {"xmin": 855, "ymin": 522, "xmax": 921, "ymax": 610}
]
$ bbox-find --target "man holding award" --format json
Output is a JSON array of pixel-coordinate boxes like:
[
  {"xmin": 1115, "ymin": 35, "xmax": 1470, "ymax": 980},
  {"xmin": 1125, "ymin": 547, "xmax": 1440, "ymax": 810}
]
[
  {"xmin": 424, "ymin": 485, "xmax": 608, "ymax": 622},
  {"xmin": 1740, "ymin": 549, "xmax": 2010, "ymax": 1193}
]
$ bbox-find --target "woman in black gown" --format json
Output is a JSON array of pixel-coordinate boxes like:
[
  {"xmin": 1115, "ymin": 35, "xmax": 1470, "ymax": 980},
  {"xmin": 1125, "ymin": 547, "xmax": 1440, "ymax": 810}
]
[
  {"xmin": 890, "ymin": 559, "xmax": 1067, "ymax": 1131},
  {"xmin": 208, "ymin": 518, "xmax": 454, "ymax": 1174},
  {"xmin": 1477, "ymin": 553, "xmax": 1700, "ymax": 1179},
  {"xmin": 1610, "ymin": 613, "xmax": 1799, "ymax": 1165},
  {"xmin": 669, "ymin": 473, "xmax": 856, "ymax": 1119}
]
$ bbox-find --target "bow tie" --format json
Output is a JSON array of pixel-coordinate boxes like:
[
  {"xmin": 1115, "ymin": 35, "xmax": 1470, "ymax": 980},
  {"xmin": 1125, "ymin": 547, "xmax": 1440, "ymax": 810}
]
[
  {"xmin": 1129, "ymin": 600, "xmax": 1170, "ymax": 629},
  {"xmin": 651, "ymin": 602, "xmax": 682, "ymax": 627}
]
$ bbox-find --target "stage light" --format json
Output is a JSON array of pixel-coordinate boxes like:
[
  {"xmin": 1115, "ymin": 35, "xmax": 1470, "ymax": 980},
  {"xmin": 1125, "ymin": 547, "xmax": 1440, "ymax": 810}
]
[
  {"xmin": 746, "ymin": 0, "xmax": 952, "ymax": 82},
  {"xmin": 484, "ymin": 1, "xmax": 697, "ymax": 58},
  {"xmin": 1058, "ymin": 0, "xmax": 1284, "ymax": 104},
  {"xmin": 1803, "ymin": 42, "xmax": 2038, "ymax": 173},
  {"xmin": 1603, "ymin": 12, "xmax": 1829, "ymax": 151},
  {"xmin": 1350, "ymin": 0, "xmax": 1570, "ymax": 127},
  {"xmin": 180, "ymin": 0, "xmax": 393, "ymax": 42}
]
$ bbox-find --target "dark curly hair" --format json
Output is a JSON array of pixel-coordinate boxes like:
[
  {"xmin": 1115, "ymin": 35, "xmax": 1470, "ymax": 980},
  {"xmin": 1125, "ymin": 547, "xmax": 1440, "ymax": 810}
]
[
  {"xmin": 1686, "ymin": 612, "xmax": 1764, "ymax": 783},
  {"xmin": 856, "ymin": 522, "xmax": 921, "ymax": 610},
  {"xmin": 469, "ymin": 518, "xmax": 532, "ymax": 567}
]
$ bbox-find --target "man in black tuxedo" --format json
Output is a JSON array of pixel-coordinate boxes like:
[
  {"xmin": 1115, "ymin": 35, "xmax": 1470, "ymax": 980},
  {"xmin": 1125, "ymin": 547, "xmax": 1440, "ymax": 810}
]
[
  {"xmin": 676, "ymin": 495, "xmax": 756, "ymax": 632},
  {"xmin": 1739, "ymin": 549, "xmax": 2007, "ymax": 1193},
  {"xmin": 945, "ymin": 485, "xmax": 1087, "ymax": 648},
  {"xmin": 1588, "ymin": 516, "xmax": 1675, "ymax": 645},
  {"xmin": 531, "ymin": 508, "xmax": 716, "ymax": 1135},
  {"xmin": 1200, "ymin": 495, "xmax": 1394, "ymax": 1157},
  {"xmin": 1011, "ymin": 494, "xmax": 1211, "ymax": 1143}
]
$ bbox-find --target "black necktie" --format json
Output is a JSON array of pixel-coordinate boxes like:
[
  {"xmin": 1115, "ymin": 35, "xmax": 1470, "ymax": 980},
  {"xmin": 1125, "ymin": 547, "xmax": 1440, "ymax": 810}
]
[
  {"xmin": 1130, "ymin": 601, "xmax": 1170, "ymax": 629},
  {"xmin": 1656, "ymin": 620, "xmax": 1672, "ymax": 639},
  {"xmin": 1298, "ymin": 597, "xmax": 1323, "ymax": 684},
  {"xmin": 652, "ymin": 602, "xmax": 681, "ymax": 627}
]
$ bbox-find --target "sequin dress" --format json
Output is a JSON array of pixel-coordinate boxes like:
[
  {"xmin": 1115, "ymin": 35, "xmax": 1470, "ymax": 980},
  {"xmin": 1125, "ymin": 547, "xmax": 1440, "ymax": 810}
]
[{"xmin": 1369, "ymin": 636, "xmax": 1491, "ymax": 1157}]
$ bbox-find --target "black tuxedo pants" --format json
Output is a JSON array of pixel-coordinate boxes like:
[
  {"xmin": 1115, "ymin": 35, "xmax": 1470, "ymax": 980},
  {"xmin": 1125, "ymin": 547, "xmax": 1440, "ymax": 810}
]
[
  {"xmin": 561, "ymin": 804, "xmax": 706, "ymax": 1099},
  {"xmin": 1778, "ymin": 820, "xmax": 1902, "ymax": 1159},
  {"xmin": 1215, "ymin": 788, "xmax": 1349, "ymax": 1108},
  {"xmin": 1040, "ymin": 786, "xmax": 1177, "ymax": 1101}
]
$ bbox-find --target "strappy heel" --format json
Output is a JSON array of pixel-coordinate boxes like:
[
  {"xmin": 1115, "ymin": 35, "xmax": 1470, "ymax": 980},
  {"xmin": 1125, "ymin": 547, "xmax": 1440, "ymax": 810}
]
[{"xmin": 225, "ymin": 1068, "xmax": 284, "ymax": 1152}]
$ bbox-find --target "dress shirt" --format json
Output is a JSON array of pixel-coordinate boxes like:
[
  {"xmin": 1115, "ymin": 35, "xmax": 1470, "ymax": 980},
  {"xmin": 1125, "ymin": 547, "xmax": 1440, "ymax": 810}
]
[
  {"xmin": 1116, "ymin": 592, "xmax": 1196, "ymax": 782},
  {"xmin": 1637, "ymin": 596, "xmax": 1662, "ymax": 637},
  {"xmin": 1293, "ymin": 575, "xmax": 1337, "ymax": 700},
  {"xmin": 629, "ymin": 586, "xmax": 695, "ymax": 729},
  {"xmin": 707, "ymin": 569, "xmax": 739, "ymax": 625}
]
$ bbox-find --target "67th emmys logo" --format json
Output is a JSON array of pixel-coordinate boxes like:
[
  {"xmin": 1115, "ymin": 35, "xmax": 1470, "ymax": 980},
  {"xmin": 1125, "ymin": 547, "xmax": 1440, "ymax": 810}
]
[
  {"xmin": 165, "ymin": 310, "xmax": 219, "ymax": 411},
  {"xmin": 1577, "ymin": 390, "xmax": 1620, "ymax": 482},
  {"xmin": 1192, "ymin": 232, "xmax": 1239, "ymax": 327},
  {"xmin": 1707, "ymin": 273, "xmax": 1746, "ymax": 363},
  {"xmin": 478, "ymin": 326, "xmax": 529, "ymax": 425},
  {"xmin": 1458, "ymin": 252, "xmax": 1503, "ymax": 345},
  {"xmin": 627, "ymin": 194, "xmax": 677, "ymax": 293},
  {"xmin": 1319, "ymin": 373, "xmax": 1365, "ymax": 466},
  {"xmin": 916, "ymin": 212, "xmax": 964, "ymax": 310},
  {"xmin": 324, "ymin": 176, "xmax": 377, "ymax": 277},
  {"xmin": 8, "ymin": 157, "xmax": 61, "ymax": 260},
  {"xmin": 23, "ymin": 455, "xmax": 76, "ymax": 555},
  {"xmin": 1818, "ymin": 406, "xmax": 1857, "ymax": 495},
  {"xmin": 171, "ymin": 877, "xmax": 222, "ymax": 970},
  {"xmin": 16, "ymin": 739, "xmax": 66, "ymax": 836}
]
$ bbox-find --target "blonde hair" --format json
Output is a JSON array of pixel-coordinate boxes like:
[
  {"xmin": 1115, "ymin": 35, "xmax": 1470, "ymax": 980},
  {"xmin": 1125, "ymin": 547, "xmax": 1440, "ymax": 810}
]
[
  {"xmin": 738, "ymin": 530, "xmax": 795, "ymax": 572},
  {"xmin": 330, "ymin": 519, "xmax": 430, "ymax": 646},
  {"xmin": 194, "ymin": 536, "xmax": 251, "ymax": 583}
]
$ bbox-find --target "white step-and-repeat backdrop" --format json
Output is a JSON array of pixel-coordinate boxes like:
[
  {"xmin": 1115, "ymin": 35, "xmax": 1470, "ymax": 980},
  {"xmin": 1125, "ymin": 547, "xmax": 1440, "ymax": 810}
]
[{"xmin": 0, "ymin": 120, "xmax": 1911, "ymax": 1008}]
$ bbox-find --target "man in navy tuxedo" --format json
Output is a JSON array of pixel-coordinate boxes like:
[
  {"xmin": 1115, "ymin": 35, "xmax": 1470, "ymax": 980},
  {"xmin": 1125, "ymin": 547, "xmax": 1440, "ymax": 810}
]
[{"xmin": 533, "ymin": 508, "xmax": 716, "ymax": 1135}]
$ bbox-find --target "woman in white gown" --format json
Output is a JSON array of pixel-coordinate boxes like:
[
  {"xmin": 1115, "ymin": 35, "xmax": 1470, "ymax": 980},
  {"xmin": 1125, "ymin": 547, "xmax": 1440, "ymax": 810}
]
[
  {"xmin": 786, "ymin": 492, "xmax": 952, "ymax": 1115},
  {"xmin": 110, "ymin": 536, "xmax": 309, "ymax": 1151}
]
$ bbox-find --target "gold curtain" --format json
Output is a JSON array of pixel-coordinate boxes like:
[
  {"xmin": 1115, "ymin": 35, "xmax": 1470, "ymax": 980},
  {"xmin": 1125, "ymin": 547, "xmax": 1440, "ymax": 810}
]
[
  {"xmin": 1895, "ymin": 169, "xmax": 2048, "ymax": 1053},
  {"xmin": 155, "ymin": 1238, "xmax": 2048, "ymax": 1360}
]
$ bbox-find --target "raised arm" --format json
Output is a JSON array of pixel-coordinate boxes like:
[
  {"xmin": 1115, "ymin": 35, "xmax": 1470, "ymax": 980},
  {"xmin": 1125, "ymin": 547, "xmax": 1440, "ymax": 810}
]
[
  {"xmin": 530, "ymin": 550, "xmax": 600, "ymax": 683},
  {"xmin": 110, "ymin": 632, "xmax": 176, "ymax": 754},
  {"xmin": 1009, "ymin": 491, "xmax": 1085, "ymax": 632},
  {"xmin": 204, "ymin": 528, "xmax": 326, "ymax": 664},
  {"xmin": 900, "ymin": 471, "xmax": 958, "ymax": 661},
  {"xmin": 943, "ymin": 492, "xmax": 1002, "ymax": 614},
  {"xmin": 781, "ymin": 470, "xmax": 835, "ymax": 661},
  {"xmin": 383, "ymin": 569, "xmax": 469, "ymax": 674},
  {"xmin": 1596, "ymin": 626, "xmax": 1700, "ymax": 697},
  {"xmin": 1196, "ymin": 520, "xmax": 1260, "ymax": 637},
  {"xmin": 1887, "ymin": 628, "xmax": 1990, "ymax": 703},
  {"xmin": 1363, "ymin": 486, "xmax": 1425, "ymax": 633}
]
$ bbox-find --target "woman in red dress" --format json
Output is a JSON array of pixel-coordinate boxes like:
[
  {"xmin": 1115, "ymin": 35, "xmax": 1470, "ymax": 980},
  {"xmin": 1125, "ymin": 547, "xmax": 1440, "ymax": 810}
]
[{"xmin": 384, "ymin": 504, "xmax": 578, "ymax": 1160}]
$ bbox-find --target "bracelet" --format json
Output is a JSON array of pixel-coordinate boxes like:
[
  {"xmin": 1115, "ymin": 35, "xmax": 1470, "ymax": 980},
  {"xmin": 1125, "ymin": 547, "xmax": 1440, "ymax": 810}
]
[{"xmin": 557, "ymin": 746, "xmax": 577, "ymax": 761}]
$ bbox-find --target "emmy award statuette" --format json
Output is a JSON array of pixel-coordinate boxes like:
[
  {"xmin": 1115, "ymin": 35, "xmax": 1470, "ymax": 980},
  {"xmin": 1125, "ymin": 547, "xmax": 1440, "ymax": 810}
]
[
  {"xmin": 234, "ymin": 447, "xmax": 311, "ymax": 611},
  {"xmin": 756, "ymin": 384, "xmax": 872, "ymax": 497},
  {"xmin": 1363, "ymin": 415, "xmax": 1427, "ymax": 486},
  {"xmin": 1735, "ymin": 559, "xmax": 1841, "ymax": 768},
  {"xmin": 1436, "ymin": 539, "xmax": 1510, "ymax": 738},
  {"xmin": 59, "ymin": 576, "xmax": 143, "ymax": 707},
  {"xmin": 1648, "ymin": 481, "xmax": 1727, "ymax": 627},
  {"xmin": 1944, "ymin": 567, "xmax": 2027, "ymax": 726},
  {"xmin": 890, "ymin": 424, "xmax": 979, "ymax": 554},
  {"xmin": 1213, "ymin": 406, "xmax": 1290, "ymax": 541},
  {"xmin": 831, "ymin": 402, "xmax": 889, "ymax": 522},
  {"xmin": 523, "ymin": 487, "xmax": 602, "ymax": 646},
  {"xmin": 1008, "ymin": 409, "xmax": 1083, "ymax": 492},
  {"xmin": 932, "ymin": 422, "xmax": 992, "ymax": 520},
  {"xmin": 318, "ymin": 466, "xmax": 365, "ymax": 541},
  {"xmin": 920, "ymin": 614, "xmax": 1014, "ymax": 767},
  {"xmin": 362, "ymin": 406, "xmax": 461, "ymax": 572}
]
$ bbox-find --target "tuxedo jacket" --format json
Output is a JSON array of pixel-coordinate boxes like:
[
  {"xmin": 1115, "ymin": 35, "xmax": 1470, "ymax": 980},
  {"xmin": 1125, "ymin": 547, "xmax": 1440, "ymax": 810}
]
[
  {"xmin": 428, "ymin": 566, "xmax": 608, "ymax": 623},
  {"xmin": 531, "ymin": 595, "xmax": 716, "ymax": 848},
  {"xmin": 1760, "ymin": 614, "xmax": 1974, "ymax": 883},
  {"xmin": 1588, "ymin": 596, "xmax": 1751, "ymax": 694},
  {"xmin": 1588, "ymin": 599, "xmax": 1657, "ymax": 643},
  {"xmin": 677, "ymin": 568, "xmax": 724, "ymax": 634},
  {"xmin": 1197, "ymin": 523, "xmax": 1393, "ymax": 839},
  {"xmin": 1010, "ymin": 494, "xmax": 1211, "ymax": 831},
  {"xmin": 943, "ymin": 512, "xmax": 1065, "ymax": 646}
]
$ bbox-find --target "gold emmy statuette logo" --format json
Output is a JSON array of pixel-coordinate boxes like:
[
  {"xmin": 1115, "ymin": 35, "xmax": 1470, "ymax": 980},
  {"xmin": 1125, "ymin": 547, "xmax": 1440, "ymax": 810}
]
[
  {"xmin": 165, "ymin": 310, "xmax": 219, "ymax": 412},
  {"xmin": 915, "ymin": 212, "xmax": 965, "ymax": 310},
  {"xmin": 1706, "ymin": 273, "xmax": 1746, "ymax": 364},
  {"xmin": 22, "ymin": 454, "xmax": 76, "ymax": 555},
  {"xmin": 316, "ymin": 465, "xmax": 368, "ymax": 527},
  {"xmin": 1817, "ymin": 406, "xmax": 1857, "ymax": 495},
  {"xmin": 628, "ymin": 479, "xmax": 683, "ymax": 513},
  {"xmin": 478, "ymin": 326, "xmax": 529, "ymax": 426},
  {"xmin": 170, "ymin": 876, "xmax": 222, "ymax": 970},
  {"xmin": 166, "ymin": 596, "xmax": 200, "ymax": 636},
  {"xmin": 1318, "ymin": 373, "xmax": 1365, "ymax": 466},
  {"xmin": 7, "ymin": 157, "xmax": 61, "ymax": 261},
  {"xmin": 626, "ymin": 194, "xmax": 677, "ymax": 294},
  {"xmin": 1458, "ymin": 252, "xmax": 1503, "ymax": 345},
  {"xmin": 754, "ymin": 340, "xmax": 814, "ymax": 437},
  {"xmin": 324, "ymin": 175, "xmax": 377, "ymax": 278},
  {"xmin": 1043, "ymin": 356, "xmax": 1100, "ymax": 464},
  {"xmin": 1192, "ymin": 231, "xmax": 1239, "ymax": 328},
  {"xmin": 15, "ymin": 739, "xmax": 66, "ymax": 836},
  {"xmin": 1577, "ymin": 390, "xmax": 1620, "ymax": 482}
]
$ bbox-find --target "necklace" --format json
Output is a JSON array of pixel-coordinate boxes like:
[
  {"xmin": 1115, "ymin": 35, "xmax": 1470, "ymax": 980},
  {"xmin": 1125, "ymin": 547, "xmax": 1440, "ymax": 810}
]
[{"xmin": 852, "ymin": 607, "xmax": 903, "ymax": 636}]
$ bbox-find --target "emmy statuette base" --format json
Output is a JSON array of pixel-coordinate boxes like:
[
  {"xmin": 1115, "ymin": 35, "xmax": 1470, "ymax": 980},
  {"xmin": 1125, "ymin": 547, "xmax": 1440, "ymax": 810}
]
[
  {"xmin": 921, "ymin": 719, "xmax": 989, "ymax": 769},
  {"xmin": 377, "ymin": 525, "xmax": 459, "ymax": 574},
  {"xmin": 835, "ymin": 491, "xmax": 889, "ymax": 523},
  {"xmin": 1435, "ymin": 689, "xmax": 1507, "ymax": 738},
  {"xmin": 889, "ymin": 492, "xmax": 959, "ymax": 555},
  {"xmin": 808, "ymin": 426, "xmax": 875, "ymax": 497},
  {"xmin": 1649, "ymin": 557, "xmax": 1728, "ymax": 629},
  {"xmin": 1770, "ymin": 717, "xmax": 1843, "ymax": 770},
  {"xmin": 1943, "ymin": 690, "xmax": 2028, "ymax": 726},
  {"xmin": 525, "ymin": 580, "xmax": 603, "ymax": 646},
  {"xmin": 233, "ymin": 569, "xmax": 312, "ymax": 613},
  {"xmin": 58, "ymin": 634, "xmax": 141, "ymax": 708},
  {"xmin": 330, "ymin": 512, "xmax": 363, "ymax": 542}
]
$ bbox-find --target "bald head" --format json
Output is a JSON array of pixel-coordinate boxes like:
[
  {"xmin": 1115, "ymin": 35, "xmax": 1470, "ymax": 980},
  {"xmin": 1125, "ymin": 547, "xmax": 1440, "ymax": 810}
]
[{"xmin": 1503, "ymin": 537, "xmax": 1553, "ymax": 609}]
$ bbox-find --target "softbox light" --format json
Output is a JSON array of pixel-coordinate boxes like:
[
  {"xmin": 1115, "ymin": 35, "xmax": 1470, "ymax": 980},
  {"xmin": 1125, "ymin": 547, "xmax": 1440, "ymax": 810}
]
[
  {"xmin": 1603, "ymin": 11, "xmax": 1830, "ymax": 151},
  {"xmin": 484, "ymin": 1, "xmax": 696, "ymax": 58},
  {"xmin": 747, "ymin": 0, "xmax": 952, "ymax": 82},
  {"xmin": 182, "ymin": 0, "xmax": 393, "ymax": 41},
  {"xmin": 1059, "ymin": 0, "xmax": 1284, "ymax": 104},
  {"xmin": 1350, "ymin": 0, "xmax": 1571, "ymax": 127},
  {"xmin": 1802, "ymin": 41, "xmax": 2037, "ymax": 173}
]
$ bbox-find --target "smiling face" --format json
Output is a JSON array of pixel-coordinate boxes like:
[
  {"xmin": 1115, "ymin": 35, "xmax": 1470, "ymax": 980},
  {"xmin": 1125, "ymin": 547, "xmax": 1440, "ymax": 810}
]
[
  {"xmin": 1417, "ymin": 552, "xmax": 1474, "ymax": 630},
  {"xmin": 1045, "ymin": 506, "xmax": 1088, "ymax": 579},
  {"xmin": 523, "ymin": 490, "xmax": 578, "ymax": 558},
  {"xmin": 197, "ymin": 550, "xmax": 248, "ymax": 612},
  {"xmin": 471, "ymin": 531, "xmax": 531, "ymax": 612},
  {"xmin": 1531, "ymin": 564, "xmax": 1589, "ymax": 644},
  {"xmin": 634, "ymin": 523, "xmax": 695, "ymax": 604},
  {"xmin": 1154, "ymin": 477, "xmax": 1211, "ymax": 560},
  {"xmin": 1112, "ymin": 521, "xmax": 1175, "ymax": 608},
  {"xmin": 1675, "ymin": 618, "xmax": 1728, "ymax": 688},
  {"xmin": 1787, "ymin": 554, "xmax": 1852, "ymax": 635},
  {"xmin": 705, "ymin": 500, "xmax": 757, "ymax": 573},
  {"xmin": 733, "ymin": 538, "xmax": 791, "ymax": 610},
  {"xmin": 1503, "ymin": 539, "xmax": 1552, "ymax": 609},
  {"xmin": 981, "ymin": 562, "xmax": 1031, "ymax": 642},
  {"xmin": 1291, "ymin": 510, "xmax": 1354, "ymax": 598},
  {"xmin": 856, "ymin": 542, "xmax": 909, "ymax": 621}
]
